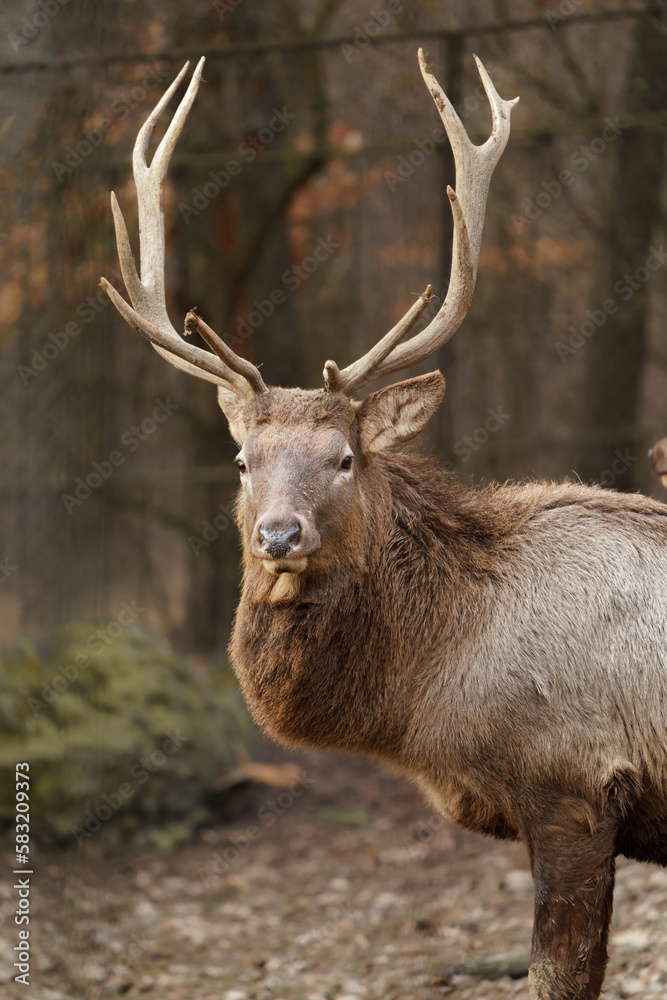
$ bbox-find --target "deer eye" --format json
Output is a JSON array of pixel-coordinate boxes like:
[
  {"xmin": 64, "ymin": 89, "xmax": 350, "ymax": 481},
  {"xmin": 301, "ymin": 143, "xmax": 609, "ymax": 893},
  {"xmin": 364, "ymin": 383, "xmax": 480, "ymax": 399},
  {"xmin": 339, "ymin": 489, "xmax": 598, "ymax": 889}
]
[
  {"xmin": 340, "ymin": 455, "xmax": 353, "ymax": 471},
  {"xmin": 235, "ymin": 458, "xmax": 247, "ymax": 473}
]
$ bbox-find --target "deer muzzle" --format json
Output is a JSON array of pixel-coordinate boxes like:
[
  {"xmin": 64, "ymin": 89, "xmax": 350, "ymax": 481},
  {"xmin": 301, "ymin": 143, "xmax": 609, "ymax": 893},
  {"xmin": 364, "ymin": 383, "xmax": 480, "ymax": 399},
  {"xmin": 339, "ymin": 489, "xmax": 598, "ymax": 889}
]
[{"xmin": 252, "ymin": 514, "xmax": 321, "ymax": 573}]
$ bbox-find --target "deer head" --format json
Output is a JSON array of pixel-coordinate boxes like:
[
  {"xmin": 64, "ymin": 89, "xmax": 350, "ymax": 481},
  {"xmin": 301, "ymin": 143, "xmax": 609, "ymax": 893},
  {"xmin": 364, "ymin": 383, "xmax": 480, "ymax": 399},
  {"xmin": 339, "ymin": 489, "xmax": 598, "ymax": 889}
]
[{"xmin": 101, "ymin": 53, "xmax": 518, "ymax": 584}]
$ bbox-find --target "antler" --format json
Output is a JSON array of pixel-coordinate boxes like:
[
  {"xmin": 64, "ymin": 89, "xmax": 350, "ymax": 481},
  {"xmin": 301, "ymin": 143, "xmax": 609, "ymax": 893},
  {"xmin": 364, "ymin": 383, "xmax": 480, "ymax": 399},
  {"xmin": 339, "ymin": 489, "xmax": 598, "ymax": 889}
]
[
  {"xmin": 323, "ymin": 49, "xmax": 519, "ymax": 396},
  {"xmin": 100, "ymin": 57, "xmax": 266, "ymax": 398}
]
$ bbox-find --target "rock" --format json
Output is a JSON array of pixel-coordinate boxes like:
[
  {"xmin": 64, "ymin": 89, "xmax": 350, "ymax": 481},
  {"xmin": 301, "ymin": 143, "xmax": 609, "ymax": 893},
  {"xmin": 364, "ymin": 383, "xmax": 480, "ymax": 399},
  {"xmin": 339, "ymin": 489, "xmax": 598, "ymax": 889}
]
[
  {"xmin": 464, "ymin": 950, "xmax": 531, "ymax": 980},
  {"xmin": 0, "ymin": 624, "xmax": 256, "ymax": 847},
  {"xmin": 502, "ymin": 868, "xmax": 534, "ymax": 893},
  {"xmin": 612, "ymin": 928, "xmax": 652, "ymax": 953}
]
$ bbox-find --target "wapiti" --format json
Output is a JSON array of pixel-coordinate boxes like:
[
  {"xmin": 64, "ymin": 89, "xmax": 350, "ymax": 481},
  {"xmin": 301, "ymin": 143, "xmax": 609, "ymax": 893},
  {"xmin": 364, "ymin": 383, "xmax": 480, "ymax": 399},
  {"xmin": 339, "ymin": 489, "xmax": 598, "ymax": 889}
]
[{"xmin": 101, "ymin": 54, "xmax": 667, "ymax": 1000}]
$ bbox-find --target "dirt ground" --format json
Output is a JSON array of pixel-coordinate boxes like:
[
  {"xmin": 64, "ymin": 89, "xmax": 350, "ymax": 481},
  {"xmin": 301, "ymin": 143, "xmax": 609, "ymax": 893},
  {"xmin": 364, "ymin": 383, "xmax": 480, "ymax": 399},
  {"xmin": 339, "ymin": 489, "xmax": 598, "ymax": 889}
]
[{"xmin": 1, "ymin": 744, "xmax": 667, "ymax": 1000}]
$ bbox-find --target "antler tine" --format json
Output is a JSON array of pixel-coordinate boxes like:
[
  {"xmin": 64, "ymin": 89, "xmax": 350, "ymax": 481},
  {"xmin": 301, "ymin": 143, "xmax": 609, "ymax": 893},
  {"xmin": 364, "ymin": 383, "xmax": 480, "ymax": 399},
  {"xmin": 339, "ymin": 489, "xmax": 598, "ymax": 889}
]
[
  {"xmin": 101, "ymin": 58, "xmax": 265, "ymax": 396},
  {"xmin": 101, "ymin": 278, "xmax": 250, "ymax": 393},
  {"xmin": 327, "ymin": 49, "xmax": 518, "ymax": 395},
  {"xmin": 185, "ymin": 311, "xmax": 267, "ymax": 395},
  {"xmin": 323, "ymin": 285, "xmax": 434, "ymax": 393},
  {"xmin": 133, "ymin": 59, "xmax": 202, "ymax": 309}
]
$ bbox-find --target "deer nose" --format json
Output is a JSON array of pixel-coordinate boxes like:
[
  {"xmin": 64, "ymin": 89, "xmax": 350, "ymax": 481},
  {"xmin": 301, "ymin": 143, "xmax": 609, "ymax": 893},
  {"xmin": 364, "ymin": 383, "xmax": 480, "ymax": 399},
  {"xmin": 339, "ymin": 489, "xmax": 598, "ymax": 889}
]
[{"xmin": 258, "ymin": 522, "xmax": 301, "ymax": 559}]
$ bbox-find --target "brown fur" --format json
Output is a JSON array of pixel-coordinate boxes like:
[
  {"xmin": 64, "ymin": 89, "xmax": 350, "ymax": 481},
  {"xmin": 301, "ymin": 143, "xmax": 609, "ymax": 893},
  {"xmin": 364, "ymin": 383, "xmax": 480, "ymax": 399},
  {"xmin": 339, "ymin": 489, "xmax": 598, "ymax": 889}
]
[{"xmin": 223, "ymin": 386, "xmax": 667, "ymax": 1000}]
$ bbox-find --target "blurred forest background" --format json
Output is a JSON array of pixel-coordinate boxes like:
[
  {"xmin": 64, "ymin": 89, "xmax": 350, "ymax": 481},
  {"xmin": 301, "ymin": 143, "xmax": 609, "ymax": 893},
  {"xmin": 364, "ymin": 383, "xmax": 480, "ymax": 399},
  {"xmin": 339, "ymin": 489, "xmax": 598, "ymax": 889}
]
[{"xmin": 2, "ymin": 0, "xmax": 667, "ymax": 654}]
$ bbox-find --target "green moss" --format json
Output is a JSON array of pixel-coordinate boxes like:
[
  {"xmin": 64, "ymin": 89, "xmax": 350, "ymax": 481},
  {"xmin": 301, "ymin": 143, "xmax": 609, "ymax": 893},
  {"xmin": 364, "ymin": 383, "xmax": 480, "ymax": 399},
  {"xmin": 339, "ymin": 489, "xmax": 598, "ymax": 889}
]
[{"xmin": 0, "ymin": 624, "xmax": 255, "ymax": 848}]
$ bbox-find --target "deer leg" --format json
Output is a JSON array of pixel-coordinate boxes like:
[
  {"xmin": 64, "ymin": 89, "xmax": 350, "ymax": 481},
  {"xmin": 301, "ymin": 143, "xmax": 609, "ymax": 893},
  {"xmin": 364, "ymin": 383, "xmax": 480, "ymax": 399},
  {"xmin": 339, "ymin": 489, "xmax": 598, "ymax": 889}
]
[{"xmin": 525, "ymin": 802, "xmax": 617, "ymax": 1000}]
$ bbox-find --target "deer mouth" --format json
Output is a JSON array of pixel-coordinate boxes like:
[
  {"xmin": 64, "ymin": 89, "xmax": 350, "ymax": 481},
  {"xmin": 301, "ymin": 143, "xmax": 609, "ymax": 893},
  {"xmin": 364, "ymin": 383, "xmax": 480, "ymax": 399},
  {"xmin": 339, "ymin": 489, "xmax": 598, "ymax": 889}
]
[{"xmin": 262, "ymin": 556, "xmax": 309, "ymax": 576}]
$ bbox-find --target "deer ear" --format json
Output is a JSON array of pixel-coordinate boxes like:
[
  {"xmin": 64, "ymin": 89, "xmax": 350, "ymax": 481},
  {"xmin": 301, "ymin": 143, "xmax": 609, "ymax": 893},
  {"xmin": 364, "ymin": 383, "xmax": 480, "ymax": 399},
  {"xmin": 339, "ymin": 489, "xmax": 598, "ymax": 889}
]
[
  {"xmin": 355, "ymin": 371, "xmax": 446, "ymax": 456},
  {"xmin": 217, "ymin": 387, "xmax": 248, "ymax": 446}
]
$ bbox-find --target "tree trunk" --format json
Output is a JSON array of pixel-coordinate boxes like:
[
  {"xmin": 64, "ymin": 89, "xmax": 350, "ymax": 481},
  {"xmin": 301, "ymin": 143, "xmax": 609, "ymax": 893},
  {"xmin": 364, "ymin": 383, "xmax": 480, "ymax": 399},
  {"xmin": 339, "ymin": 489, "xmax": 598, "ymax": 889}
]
[{"xmin": 579, "ymin": 12, "xmax": 667, "ymax": 491}]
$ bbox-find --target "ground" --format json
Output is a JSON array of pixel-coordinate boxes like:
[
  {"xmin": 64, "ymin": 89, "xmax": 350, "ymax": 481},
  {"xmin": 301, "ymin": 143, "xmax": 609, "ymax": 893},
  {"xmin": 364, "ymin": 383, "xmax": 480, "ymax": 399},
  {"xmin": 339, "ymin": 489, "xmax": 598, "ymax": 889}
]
[{"xmin": 1, "ymin": 744, "xmax": 667, "ymax": 999}]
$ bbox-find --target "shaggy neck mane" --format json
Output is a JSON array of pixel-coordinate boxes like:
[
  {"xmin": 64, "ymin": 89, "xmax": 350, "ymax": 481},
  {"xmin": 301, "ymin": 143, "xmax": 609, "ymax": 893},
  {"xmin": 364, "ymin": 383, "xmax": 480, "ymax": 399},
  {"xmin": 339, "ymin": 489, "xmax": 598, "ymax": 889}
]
[
  {"xmin": 371, "ymin": 452, "xmax": 513, "ymax": 581},
  {"xmin": 231, "ymin": 452, "xmax": 513, "ymax": 757},
  {"xmin": 231, "ymin": 449, "xmax": 667, "ymax": 758}
]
